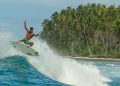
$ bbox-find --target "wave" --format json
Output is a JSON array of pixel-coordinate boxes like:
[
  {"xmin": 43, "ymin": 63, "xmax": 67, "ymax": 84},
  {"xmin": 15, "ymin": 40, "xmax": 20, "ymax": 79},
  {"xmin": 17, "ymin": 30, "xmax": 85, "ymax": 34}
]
[
  {"xmin": 28, "ymin": 38, "xmax": 111, "ymax": 86},
  {"xmin": 0, "ymin": 31, "xmax": 111, "ymax": 86}
]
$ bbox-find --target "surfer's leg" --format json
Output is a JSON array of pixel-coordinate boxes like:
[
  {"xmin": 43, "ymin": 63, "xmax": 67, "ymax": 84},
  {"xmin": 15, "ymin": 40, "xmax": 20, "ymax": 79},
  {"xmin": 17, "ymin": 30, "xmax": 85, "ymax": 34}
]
[{"xmin": 19, "ymin": 39, "xmax": 25, "ymax": 42}]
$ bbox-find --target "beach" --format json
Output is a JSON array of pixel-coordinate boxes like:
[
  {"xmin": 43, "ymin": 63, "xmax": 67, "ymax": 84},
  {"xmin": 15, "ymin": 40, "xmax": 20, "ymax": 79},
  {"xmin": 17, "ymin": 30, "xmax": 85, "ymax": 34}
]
[{"xmin": 70, "ymin": 56, "xmax": 120, "ymax": 61}]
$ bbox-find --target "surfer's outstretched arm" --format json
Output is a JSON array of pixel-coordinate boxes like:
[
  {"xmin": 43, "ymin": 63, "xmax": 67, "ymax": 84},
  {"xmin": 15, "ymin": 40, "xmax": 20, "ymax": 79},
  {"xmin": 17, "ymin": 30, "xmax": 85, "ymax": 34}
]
[{"xmin": 24, "ymin": 20, "xmax": 29, "ymax": 32}]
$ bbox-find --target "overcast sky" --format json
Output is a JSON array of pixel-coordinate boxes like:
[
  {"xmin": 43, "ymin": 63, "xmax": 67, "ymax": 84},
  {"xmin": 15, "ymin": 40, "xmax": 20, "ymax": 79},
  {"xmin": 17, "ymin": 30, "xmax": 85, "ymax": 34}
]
[{"xmin": 0, "ymin": 0, "xmax": 119, "ymax": 38}]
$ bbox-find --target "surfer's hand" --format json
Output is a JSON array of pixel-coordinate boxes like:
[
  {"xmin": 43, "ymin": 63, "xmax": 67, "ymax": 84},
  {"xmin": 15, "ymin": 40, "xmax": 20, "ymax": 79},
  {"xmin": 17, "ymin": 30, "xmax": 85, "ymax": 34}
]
[
  {"xmin": 24, "ymin": 20, "xmax": 26, "ymax": 24},
  {"xmin": 35, "ymin": 34, "xmax": 39, "ymax": 37}
]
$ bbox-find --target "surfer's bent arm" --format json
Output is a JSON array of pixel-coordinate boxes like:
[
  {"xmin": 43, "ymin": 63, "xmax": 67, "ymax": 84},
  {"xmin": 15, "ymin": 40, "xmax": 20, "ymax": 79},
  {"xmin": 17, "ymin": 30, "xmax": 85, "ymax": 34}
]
[
  {"xmin": 24, "ymin": 20, "xmax": 29, "ymax": 32},
  {"xmin": 29, "ymin": 34, "xmax": 38, "ymax": 39}
]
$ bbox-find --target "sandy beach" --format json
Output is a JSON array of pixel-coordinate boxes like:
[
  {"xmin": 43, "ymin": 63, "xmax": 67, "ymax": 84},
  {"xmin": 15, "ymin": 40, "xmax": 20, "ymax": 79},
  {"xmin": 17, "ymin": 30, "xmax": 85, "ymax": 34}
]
[{"xmin": 69, "ymin": 56, "xmax": 120, "ymax": 61}]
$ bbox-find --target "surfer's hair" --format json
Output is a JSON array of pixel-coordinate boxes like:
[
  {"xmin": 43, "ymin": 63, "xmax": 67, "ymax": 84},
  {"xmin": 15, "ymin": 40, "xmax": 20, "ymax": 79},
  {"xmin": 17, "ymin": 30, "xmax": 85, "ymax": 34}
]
[{"xmin": 30, "ymin": 27, "xmax": 33, "ymax": 30}]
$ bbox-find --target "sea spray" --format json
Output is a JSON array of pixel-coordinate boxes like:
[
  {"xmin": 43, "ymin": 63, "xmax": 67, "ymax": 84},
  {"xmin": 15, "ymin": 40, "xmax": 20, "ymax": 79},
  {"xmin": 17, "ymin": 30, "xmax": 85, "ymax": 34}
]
[
  {"xmin": 0, "ymin": 32, "xmax": 15, "ymax": 57},
  {"xmin": 28, "ymin": 38, "xmax": 111, "ymax": 86},
  {"xmin": 0, "ymin": 32, "xmax": 25, "ymax": 58}
]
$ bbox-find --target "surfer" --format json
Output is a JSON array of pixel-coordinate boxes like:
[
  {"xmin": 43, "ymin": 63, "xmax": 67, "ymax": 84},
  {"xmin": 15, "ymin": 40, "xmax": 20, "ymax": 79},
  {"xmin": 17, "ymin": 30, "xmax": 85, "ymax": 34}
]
[{"xmin": 19, "ymin": 20, "xmax": 38, "ymax": 47}]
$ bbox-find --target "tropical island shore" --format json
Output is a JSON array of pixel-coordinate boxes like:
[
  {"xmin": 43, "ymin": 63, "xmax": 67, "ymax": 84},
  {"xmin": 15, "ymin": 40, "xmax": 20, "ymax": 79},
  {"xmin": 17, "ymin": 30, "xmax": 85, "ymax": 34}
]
[{"xmin": 40, "ymin": 3, "xmax": 120, "ymax": 60}]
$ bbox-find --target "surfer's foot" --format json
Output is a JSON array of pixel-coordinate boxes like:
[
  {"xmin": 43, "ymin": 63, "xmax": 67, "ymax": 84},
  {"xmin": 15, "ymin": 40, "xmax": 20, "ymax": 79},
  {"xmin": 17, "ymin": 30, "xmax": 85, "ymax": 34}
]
[{"xmin": 29, "ymin": 42, "xmax": 34, "ymax": 47}]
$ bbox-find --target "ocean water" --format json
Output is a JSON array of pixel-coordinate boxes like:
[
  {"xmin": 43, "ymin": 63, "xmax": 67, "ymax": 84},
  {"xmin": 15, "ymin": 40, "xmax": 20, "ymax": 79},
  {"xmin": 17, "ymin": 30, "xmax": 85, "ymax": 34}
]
[
  {"xmin": 0, "ymin": 32, "xmax": 120, "ymax": 86},
  {"xmin": 0, "ymin": 56, "xmax": 68, "ymax": 86},
  {"xmin": 0, "ymin": 56, "xmax": 120, "ymax": 86}
]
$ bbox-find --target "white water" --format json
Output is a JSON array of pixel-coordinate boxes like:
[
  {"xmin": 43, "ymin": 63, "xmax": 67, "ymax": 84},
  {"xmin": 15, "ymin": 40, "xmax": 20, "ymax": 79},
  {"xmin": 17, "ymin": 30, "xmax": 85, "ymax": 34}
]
[
  {"xmin": 0, "ymin": 32, "xmax": 23, "ymax": 58},
  {"xmin": 0, "ymin": 32, "xmax": 111, "ymax": 86},
  {"xmin": 28, "ymin": 38, "xmax": 111, "ymax": 86}
]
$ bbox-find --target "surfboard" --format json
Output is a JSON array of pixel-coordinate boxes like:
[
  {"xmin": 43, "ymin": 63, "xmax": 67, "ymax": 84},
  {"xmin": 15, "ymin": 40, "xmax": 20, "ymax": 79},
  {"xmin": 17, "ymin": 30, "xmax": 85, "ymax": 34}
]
[{"xmin": 11, "ymin": 41, "xmax": 39, "ymax": 56}]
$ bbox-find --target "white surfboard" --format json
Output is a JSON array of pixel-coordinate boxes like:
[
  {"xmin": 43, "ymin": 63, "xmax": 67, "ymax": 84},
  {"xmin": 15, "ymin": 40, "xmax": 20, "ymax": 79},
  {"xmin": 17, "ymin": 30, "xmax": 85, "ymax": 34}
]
[{"xmin": 11, "ymin": 41, "xmax": 39, "ymax": 56}]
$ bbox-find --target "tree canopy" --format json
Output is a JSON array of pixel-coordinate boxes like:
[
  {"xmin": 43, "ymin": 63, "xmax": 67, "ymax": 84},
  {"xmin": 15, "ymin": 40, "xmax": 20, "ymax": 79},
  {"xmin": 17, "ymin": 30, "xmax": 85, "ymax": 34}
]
[{"xmin": 40, "ymin": 4, "xmax": 120, "ymax": 58}]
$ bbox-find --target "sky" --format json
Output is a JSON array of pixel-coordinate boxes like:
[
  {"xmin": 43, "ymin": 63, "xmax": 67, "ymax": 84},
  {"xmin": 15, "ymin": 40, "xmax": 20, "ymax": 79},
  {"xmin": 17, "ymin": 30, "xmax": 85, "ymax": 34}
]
[{"xmin": 0, "ymin": 0, "xmax": 120, "ymax": 39}]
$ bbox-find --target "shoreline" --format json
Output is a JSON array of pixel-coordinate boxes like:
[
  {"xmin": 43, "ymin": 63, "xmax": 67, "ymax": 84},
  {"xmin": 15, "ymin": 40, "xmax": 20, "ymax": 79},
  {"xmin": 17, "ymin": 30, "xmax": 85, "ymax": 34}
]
[{"xmin": 69, "ymin": 56, "xmax": 120, "ymax": 61}]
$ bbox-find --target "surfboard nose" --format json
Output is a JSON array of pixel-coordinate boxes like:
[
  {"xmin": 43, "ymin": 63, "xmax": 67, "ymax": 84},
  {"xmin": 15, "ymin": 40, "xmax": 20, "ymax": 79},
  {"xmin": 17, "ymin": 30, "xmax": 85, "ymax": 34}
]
[{"xmin": 11, "ymin": 41, "xmax": 18, "ymax": 48}]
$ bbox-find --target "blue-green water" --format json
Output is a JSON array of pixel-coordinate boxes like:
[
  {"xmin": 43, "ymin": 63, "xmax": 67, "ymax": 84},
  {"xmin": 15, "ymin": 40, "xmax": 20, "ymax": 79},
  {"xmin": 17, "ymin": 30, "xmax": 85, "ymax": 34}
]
[
  {"xmin": 0, "ymin": 55, "xmax": 120, "ymax": 86},
  {"xmin": 0, "ymin": 56, "xmax": 69, "ymax": 86},
  {"xmin": 97, "ymin": 61, "xmax": 120, "ymax": 86}
]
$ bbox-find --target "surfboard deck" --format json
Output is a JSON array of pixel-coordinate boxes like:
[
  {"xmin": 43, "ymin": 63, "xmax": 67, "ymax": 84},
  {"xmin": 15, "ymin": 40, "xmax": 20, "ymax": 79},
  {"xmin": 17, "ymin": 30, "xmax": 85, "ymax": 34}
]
[{"xmin": 11, "ymin": 41, "xmax": 39, "ymax": 56}]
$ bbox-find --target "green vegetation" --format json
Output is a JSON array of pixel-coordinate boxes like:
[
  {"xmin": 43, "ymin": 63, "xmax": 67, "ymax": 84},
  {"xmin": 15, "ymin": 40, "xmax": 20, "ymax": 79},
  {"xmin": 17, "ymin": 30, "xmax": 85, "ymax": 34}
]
[{"xmin": 40, "ymin": 3, "xmax": 120, "ymax": 58}]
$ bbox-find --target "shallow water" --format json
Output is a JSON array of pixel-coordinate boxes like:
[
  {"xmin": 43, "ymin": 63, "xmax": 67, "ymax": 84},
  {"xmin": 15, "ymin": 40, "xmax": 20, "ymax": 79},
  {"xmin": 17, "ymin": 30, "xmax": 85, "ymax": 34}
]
[{"xmin": 79, "ymin": 60, "xmax": 120, "ymax": 86}]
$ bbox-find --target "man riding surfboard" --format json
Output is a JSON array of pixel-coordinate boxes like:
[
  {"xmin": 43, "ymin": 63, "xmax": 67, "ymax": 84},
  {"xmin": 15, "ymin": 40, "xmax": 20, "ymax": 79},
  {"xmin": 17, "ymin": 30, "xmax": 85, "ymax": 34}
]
[{"xmin": 19, "ymin": 20, "xmax": 38, "ymax": 47}]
